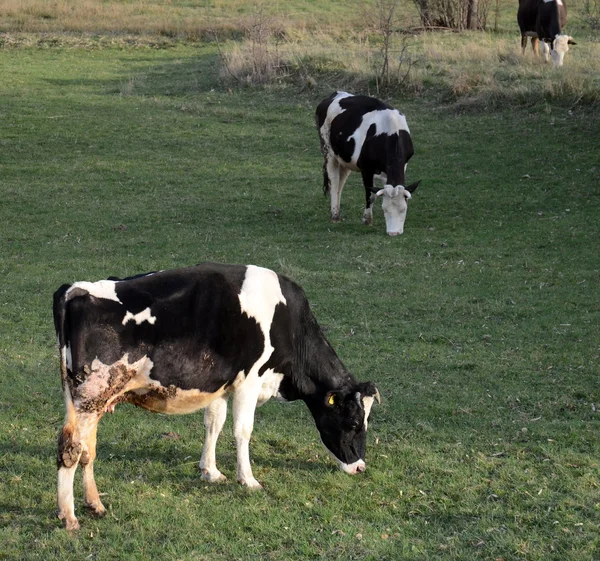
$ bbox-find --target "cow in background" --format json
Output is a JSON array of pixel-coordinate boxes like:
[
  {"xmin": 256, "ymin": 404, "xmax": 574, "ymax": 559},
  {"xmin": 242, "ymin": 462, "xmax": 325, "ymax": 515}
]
[
  {"xmin": 518, "ymin": 0, "xmax": 576, "ymax": 67},
  {"xmin": 316, "ymin": 91, "xmax": 421, "ymax": 237}
]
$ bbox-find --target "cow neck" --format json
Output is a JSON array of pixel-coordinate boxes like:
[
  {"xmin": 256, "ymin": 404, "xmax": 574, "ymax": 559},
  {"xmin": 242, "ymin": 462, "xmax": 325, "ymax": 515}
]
[
  {"xmin": 287, "ymin": 316, "xmax": 356, "ymax": 403},
  {"xmin": 385, "ymin": 136, "xmax": 405, "ymax": 187}
]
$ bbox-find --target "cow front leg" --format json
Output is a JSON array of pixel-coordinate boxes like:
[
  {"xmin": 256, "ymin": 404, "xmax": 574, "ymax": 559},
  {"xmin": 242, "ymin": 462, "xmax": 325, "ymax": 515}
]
[
  {"xmin": 521, "ymin": 35, "xmax": 527, "ymax": 55},
  {"xmin": 232, "ymin": 386, "xmax": 262, "ymax": 490},
  {"xmin": 200, "ymin": 396, "xmax": 228, "ymax": 483},
  {"xmin": 532, "ymin": 36, "xmax": 540, "ymax": 57},
  {"xmin": 80, "ymin": 414, "xmax": 106, "ymax": 517},
  {"xmin": 361, "ymin": 171, "xmax": 376, "ymax": 225}
]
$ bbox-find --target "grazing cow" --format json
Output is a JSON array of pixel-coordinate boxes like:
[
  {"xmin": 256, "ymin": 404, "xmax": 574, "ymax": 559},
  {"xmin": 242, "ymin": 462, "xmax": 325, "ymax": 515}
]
[
  {"xmin": 54, "ymin": 263, "xmax": 380, "ymax": 531},
  {"xmin": 517, "ymin": 0, "xmax": 576, "ymax": 67},
  {"xmin": 316, "ymin": 91, "xmax": 421, "ymax": 237}
]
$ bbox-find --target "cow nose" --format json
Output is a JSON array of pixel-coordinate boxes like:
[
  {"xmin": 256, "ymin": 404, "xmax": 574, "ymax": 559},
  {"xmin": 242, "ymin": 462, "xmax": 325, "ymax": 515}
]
[
  {"xmin": 355, "ymin": 463, "xmax": 366, "ymax": 474},
  {"xmin": 388, "ymin": 231, "xmax": 401, "ymax": 237}
]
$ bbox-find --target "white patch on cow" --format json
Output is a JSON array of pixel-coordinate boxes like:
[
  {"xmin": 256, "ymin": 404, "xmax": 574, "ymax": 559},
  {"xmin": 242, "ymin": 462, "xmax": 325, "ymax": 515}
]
[
  {"xmin": 348, "ymin": 109, "xmax": 409, "ymax": 167},
  {"xmin": 362, "ymin": 396, "xmax": 375, "ymax": 430},
  {"xmin": 257, "ymin": 369, "xmax": 286, "ymax": 406},
  {"xmin": 122, "ymin": 307, "xmax": 156, "ymax": 326},
  {"xmin": 319, "ymin": 91, "xmax": 354, "ymax": 166},
  {"xmin": 238, "ymin": 265, "xmax": 286, "ymax": 376},
  {"xmin": 61, "ymin": 345, "xmax": 73, "ymax": 372},
  {"xmin": 67, "ymin": 280, "xmax": 121, "ymax": 304}
]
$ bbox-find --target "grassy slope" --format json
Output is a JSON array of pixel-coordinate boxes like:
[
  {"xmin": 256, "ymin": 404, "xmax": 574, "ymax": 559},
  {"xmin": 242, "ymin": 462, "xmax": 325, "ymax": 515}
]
[{"xmin": 1, "ymin": 24, "xmax": 599, "ymax": 561}]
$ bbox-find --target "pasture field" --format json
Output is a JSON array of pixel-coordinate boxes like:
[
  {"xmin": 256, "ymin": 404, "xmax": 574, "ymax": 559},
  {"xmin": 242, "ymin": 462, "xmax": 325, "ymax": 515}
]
[{"xmin": 1, "ymin": 4, "xmax": 600, "ymax": 560}]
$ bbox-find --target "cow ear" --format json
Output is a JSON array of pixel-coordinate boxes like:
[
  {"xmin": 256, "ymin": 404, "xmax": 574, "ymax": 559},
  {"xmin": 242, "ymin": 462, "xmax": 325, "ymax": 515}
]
[
  {"xmin": 357, "ymin": 382, "xmax": 381, "ymax": 404},
  {"xmin": 568, "ymin": 37, "xmax": 577, "ymax": 45},
  {"xmin": 325, "ymin": 391, "xmax": 342, "ymax": 408},
  {"xmin": 405, "ymin": 180, "xmax": 421, "ymax": 194}
]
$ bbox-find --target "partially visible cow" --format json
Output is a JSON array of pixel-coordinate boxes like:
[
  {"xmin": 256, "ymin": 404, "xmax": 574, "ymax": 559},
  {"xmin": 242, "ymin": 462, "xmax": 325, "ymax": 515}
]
[
  {"xmin": 316, "ymin": 91, "xmax": 421, "ymax": 237},
  {"xmin": 517, "ymin": 0, "xmax": 576, "ymax": 67},
  {"xmin": 54, "ymin": 263, "xmax": 380, "ymax": 531}
]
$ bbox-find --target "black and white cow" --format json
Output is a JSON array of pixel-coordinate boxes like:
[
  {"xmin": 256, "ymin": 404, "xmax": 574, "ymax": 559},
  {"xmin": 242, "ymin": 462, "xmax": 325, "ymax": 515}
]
[
  {"xmin": 54, "ymin": 262, "xmax": 380, "ymax": 531},
  {"xmin": 517, "ymin": 0, "xmax": 575, "ymax": 67},
  {"xmin": 316, "ymin": 91, "xmax": 421, "ymax": 236}
]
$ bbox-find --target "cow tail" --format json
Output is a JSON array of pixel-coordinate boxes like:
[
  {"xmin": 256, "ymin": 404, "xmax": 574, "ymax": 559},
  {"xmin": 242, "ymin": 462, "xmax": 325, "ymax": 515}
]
[
  {"xmin": 53, "ymin": 284, "xmax": 77, "ymax": 427},
  {"xmin": 322, "ymin": 159, "xmax": 330, "ymax": 195}
]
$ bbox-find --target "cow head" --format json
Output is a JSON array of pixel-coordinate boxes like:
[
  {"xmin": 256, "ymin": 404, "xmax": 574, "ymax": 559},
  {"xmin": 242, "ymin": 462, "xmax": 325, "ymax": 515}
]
[
  {"xmin": 550, "ymin": 35, "xmax": 576, "ymax": 67},
  {"xmin": 375, "ymin": 180, "xmax": 421, "ymax": 236},
  {"xmin": 310, "ymin": 382, "xmax": 381, "ymax": 474}
]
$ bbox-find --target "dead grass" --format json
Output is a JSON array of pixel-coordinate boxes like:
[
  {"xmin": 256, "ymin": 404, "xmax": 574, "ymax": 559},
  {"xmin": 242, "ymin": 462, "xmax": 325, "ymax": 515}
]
[
  {"xmin": 0, "ymin": 0, "xmax": 375, "ymax": 38},
  {"xmin": 218, "ymin": 27, "xmax": 600, "ymax": 108},
  {"xmin": 2, "ymin": 0, "xmax": 598, "ymax": 107}
]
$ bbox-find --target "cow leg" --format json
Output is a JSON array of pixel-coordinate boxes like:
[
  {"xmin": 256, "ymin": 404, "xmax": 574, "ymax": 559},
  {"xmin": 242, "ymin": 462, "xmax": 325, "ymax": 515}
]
[
  {"xmin": 532, "ymin": 37, "xmax": 540, "ymax": 57},
  {"xmin": 232, "ymin": 384, "xmax": 262, "ymax": 490},
  {"xmin": 57, "ymin": 411, "xmax": 82, "ymax": 531},
  {"xmin": 57, "ymin": 410, "xmax": 105, "ymax": 530},
  {"xmin": 521, "ymin": 35, "xmax": 527, "ymax": 55},
  {"xmin": 361, "ymin": 171, "xmax": 376, "ymax": 225},
  {"xmin": 80, "ymin": 414, "xmax": 106, "ymax": 517},
  {"xmin": 199, "ymin": 395, "xmax": 228, "ymax": 483},
  {"xmin": 327, "ymin": 159, "xmax": 350, "ymax": 222}
]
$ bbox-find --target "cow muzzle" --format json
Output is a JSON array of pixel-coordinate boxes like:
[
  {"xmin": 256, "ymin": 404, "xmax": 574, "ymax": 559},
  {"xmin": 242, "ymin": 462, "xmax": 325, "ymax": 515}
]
[{"xmin": 339, "ymin": 459, "xmax": 366, "ymax": 475}]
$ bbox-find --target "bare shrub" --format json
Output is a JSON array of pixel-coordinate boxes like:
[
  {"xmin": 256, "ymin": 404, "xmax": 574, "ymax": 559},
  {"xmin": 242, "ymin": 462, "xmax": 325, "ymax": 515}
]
[
  {"xmin": 582, "ymin": 0, "xmax": 600, "ymax": 29},
  {"xmin": 360, "ymin": 0, "xmax": 417, "ymax": 92},
  {"xmin": 217, "ymin": 4, "xmax": 288, "ymax": 84}
]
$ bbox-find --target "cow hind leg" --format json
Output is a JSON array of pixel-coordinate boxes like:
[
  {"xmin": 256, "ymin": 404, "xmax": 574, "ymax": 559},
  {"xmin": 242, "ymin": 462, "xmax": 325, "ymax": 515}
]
[
  {"xmin": 532, "ymin": 37, "xmax": 540, "ymax": 57},
  {"xmin": 80, "ymin": 414, "xmax": 106, "ymax": 517},
  {"xmin": 57, "ymin": 421, "xmax": 82, "ymax": 531},
  {"xmin": 327, "ymin": 160, "xmax": 351, "ymax": 222},
  {"xmin": 328, "ymin": 161, "xmax": 351, "ymax": 222},
  {"xmin": 521, "ymin": 35, "xmax": 527, "ymax": 55},
  {"xmin": 199, "ymin": 396, "xmax": 228, "ymax": 483},
  {"xmin": 57, "ymin": 411, "xmax": 103, "ymax": 530}
]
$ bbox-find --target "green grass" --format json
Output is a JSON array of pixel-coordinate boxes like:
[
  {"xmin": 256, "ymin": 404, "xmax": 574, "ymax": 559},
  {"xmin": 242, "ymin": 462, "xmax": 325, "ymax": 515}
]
[{"xmin": 1, "ymin": 32, "xmax": 600, "ymax": 561}]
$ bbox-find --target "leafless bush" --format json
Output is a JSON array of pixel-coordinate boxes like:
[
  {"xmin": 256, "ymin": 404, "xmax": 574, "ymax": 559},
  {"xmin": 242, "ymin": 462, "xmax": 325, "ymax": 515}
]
[
  {"xmin": 217, "ymin": 4, "xmax": 288, "ymax": 84},
  {"xmin": 361, "ymin": 0, "xmax": 417, "ymax": 92},
  {"xmin": 582, "ymin": 0, "xmax": 600, "ymax": 29}
]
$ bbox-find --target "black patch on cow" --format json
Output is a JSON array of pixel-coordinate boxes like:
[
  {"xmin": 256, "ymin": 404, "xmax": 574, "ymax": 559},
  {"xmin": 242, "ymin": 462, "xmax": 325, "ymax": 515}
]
[
  {"xmin": 518, "ymin": 0, "xmax": 567, "ymax": 41},
  {"xmin": 63, "ymin": 264, "xmax": 264, "ymax": 393}
]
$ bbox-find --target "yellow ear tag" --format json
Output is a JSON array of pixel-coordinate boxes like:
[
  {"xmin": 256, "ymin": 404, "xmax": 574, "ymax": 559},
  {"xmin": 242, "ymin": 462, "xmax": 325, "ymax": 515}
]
[{"xmin": 328, "ymin": 395, "xmax": 335, "ymax": 406}]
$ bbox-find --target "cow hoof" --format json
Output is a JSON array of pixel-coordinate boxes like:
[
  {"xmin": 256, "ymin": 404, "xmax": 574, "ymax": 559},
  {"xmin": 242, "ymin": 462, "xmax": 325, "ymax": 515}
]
[
  {"xmin": 84, "ymin": 502, "xmax": 107, "ymax": 517},
  {"xmin": 240, "ymin": 477, "xmax": 263, "ymax": 491},
  {"xmin": 60, "ymin": 516, "xmax": 80, "ymax": 532},
  {"xmin": 330, "ymin": 215, "xmax": 341, "ymax": 223},
  {"xmin": 362, "ymin": 217, "xmax": 373, "ymax": 226},
  {"xmin": 201, "ymin": 468, "xmax": 227, "ymax": 483}
]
